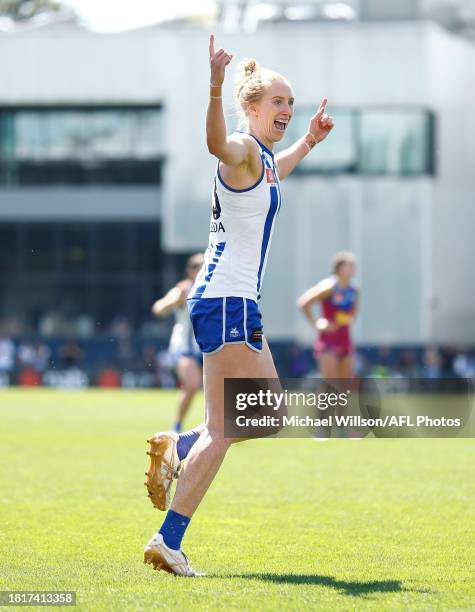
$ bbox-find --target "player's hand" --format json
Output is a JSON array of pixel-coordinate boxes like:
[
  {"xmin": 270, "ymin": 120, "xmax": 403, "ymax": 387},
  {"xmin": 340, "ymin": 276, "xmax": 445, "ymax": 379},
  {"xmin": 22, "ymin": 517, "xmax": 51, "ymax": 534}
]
[
  {"xmin": 316, "ymin": 318, "xmax": 337, "ymax": 333},
  {"xmin": 209, "ymin": 34, "xmax": 233, "ymax": 86},
  {"xmin": 308, "ymin": 98, "xmax": 334, "ymax": 143}
]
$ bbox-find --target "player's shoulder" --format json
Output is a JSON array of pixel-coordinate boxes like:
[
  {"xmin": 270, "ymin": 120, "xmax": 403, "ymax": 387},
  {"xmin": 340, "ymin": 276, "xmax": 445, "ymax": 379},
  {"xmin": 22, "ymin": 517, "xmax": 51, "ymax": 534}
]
[
  {"xmin": 229, "ymin": 132, "xmax": 262, "ymax": 157},
  {"xmin": 318, "ymin": 276, "xmax": 337, "ymax": 293}
]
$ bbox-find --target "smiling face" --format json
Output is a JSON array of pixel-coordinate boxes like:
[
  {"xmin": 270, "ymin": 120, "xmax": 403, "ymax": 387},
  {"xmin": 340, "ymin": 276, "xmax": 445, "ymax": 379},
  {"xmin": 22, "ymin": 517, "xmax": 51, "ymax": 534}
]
[{"xmin": 248, "ymin": 79, "xmax": 294, "ymax": 147}]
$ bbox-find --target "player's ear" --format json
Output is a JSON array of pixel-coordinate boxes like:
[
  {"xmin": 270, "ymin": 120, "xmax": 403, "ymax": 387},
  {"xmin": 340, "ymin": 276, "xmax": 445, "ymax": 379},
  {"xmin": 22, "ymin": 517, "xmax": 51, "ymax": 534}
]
[{"xmin": 248, "ymin": 103, "xmax": 257, "ymax": 118}]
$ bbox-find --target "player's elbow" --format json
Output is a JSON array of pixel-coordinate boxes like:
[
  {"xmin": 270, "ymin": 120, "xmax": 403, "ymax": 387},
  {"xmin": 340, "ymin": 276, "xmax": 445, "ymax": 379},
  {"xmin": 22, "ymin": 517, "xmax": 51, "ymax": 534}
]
[
  {"xmin": 151, "ymin": 302, "xmax": 164, "ymax": 317},
  {"xmin": 207, "ymin": 137, "xmax": 223, "ymax": 157}
]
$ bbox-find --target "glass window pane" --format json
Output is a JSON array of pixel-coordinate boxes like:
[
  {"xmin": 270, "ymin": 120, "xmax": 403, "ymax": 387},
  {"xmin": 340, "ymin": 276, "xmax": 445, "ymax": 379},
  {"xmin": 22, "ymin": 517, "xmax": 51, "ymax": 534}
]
[
  {"xmin": 63, "ymin": 224, "xmax": 90, "ymax": 273},
  {"xmin": 97, "ymin": 223, "xmax": 128, "ymax": 272},
  {"xmin": 89, "ymin": 111, "xmax": 132, "ymax": 159},
  {"xmin": 358, "ymin": 110, "xmax": 432, "ymax": 174},
  {"xmin": 1, "ymin": 107, "xmax": 163, "ymax": 186},
  {"xmin": 131, "ymin": 110, "xmax": 163, "ymax": 158},
  {"xmin": 135, "ymin": 224, "xmax": 161, "ymax": 272},
  {"xmin": 26, "ymin": 224, "xmax": 55, "ymax": 272},
  {"xmin": 0, "ymin": 224, "xmax": 18, "ymax": 275},
  {"xmin": 14, "ymin": 111, "xmax": 82, "ymax": 160}
]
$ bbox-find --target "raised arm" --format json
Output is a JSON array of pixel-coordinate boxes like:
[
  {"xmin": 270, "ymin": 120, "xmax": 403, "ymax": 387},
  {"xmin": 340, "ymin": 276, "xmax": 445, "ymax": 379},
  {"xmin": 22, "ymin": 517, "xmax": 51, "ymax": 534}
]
[
  {"xmin": 276, "ymin": 98, "xmax": 334, "ymax": 180},
  {"xmin": 296, "ymin": 278, "xmax": 334, "ymax": 330},
  {"xmin": 151, "ymin": 284, "xmax": 187, "ymax": 318},
  {"xmin": 206, "ymin": 34, "xmax": 251, "ymax": 166}
]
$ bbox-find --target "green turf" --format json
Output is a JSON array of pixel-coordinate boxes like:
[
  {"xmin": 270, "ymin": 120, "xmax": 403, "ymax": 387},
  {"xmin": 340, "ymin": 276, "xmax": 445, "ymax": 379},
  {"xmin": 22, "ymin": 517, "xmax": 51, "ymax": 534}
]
[{"xmin": 0, "ymin": 389, "xmax": 474, "ymax": 611}]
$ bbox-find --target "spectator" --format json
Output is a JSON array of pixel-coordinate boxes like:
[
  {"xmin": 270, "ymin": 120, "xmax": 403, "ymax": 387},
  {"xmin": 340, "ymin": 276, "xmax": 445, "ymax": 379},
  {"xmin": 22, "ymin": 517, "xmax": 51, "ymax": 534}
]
[
  {"xmin": 110, "ymin": 316, "xmax": 131, "ymax": 340},
  {"xmin": 421, "ymin": 346, "xmax": 442, "ymax": 378},
  {"xmin": 32, "ymin": 341, "xmax": 51, "ymax": 372},
  {"xmin": 17, "ymin": 340, "xmax": 36, "ymax": 369},
  {"xmin": 59, "ymin": 340, "xmax": 83, "ymax": 368},
  {"xmin": 440, "ymin": 345, "xmax": 459, "ymax": 377},
  {"xmin": 397, "ymin": 350, "xmax": 420, "ymax": 378},
  {"xmin": 453, "ymin": 351, "xmax": 475, "ymax": 378},
  {"xmin": 0, "ymin": 333, "xmax": 15, "ymax": 373}
]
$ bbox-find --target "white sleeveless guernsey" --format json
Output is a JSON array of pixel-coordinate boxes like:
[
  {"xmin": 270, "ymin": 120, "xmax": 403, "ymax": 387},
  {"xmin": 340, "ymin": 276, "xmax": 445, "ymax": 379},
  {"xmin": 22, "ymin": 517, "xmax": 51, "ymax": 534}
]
[
  {"xmin": 190, "ymin": 135, "xmax": 282, "ymax": 302},
  {"xmin": 169, "ymin": 299, "xmax": 200, "ymax": 356}
]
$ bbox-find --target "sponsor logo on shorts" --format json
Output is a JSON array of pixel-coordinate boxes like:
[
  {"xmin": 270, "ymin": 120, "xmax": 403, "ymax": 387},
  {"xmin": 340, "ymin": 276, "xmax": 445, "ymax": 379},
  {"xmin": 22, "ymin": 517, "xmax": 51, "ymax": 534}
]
[
  {"xmin": 251, "ymin": 328, "xmax": 263, "ymax": 342},
  {"xmin": 230, "ymin": 327, "xmax": 240, "ymax": 338}
]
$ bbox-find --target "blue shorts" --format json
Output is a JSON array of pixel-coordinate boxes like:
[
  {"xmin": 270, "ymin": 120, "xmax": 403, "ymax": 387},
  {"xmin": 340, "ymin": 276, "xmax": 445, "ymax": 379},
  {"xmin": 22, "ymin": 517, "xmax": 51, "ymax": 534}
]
[{"xmin": 187, "ymin": 297, "xmax": 263, "ymax": 354}]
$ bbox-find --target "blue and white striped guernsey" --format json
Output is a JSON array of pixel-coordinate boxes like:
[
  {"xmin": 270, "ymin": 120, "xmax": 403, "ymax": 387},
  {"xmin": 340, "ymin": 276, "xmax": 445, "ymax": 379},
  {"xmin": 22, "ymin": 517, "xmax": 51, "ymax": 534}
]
[{"xmin": 190, "ymin": 134, "xmax": 282, "ymax": 301}]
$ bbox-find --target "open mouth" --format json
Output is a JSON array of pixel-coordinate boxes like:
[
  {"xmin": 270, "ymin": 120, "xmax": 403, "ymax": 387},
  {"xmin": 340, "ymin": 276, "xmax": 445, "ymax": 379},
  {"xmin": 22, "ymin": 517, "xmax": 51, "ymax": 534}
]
[{"xmin": 274, "ymin": 119, "xmax": 289, "ymax": 132}]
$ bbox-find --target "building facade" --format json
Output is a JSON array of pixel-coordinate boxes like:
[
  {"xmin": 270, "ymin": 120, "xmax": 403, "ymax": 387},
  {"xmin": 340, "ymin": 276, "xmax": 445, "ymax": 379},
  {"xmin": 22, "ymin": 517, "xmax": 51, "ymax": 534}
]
[{"xmin": 0, "ymin": 20, "xmax": 474, "ymax": 344}]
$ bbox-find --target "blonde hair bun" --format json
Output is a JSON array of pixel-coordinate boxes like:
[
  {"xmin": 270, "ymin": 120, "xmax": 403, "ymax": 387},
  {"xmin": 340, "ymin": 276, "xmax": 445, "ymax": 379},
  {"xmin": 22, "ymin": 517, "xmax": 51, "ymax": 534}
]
[{"xmin": 242, "ymin": 58, "xmax": 259, "ymax": 78}]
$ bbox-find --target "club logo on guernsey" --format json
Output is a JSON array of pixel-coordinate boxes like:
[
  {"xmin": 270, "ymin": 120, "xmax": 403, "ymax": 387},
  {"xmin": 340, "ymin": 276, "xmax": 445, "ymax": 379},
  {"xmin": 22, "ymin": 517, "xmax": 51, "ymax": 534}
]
[{"xmin": 266, "ymin": 168, "xmax": 276, "ymax": 184}]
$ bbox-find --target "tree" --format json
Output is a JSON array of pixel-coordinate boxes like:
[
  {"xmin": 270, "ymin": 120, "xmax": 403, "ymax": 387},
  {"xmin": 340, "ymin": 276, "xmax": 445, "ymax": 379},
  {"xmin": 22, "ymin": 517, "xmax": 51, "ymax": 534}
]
[{"xmin": 0, "ymin": 0, "xmax": 62, "ymax": 21}]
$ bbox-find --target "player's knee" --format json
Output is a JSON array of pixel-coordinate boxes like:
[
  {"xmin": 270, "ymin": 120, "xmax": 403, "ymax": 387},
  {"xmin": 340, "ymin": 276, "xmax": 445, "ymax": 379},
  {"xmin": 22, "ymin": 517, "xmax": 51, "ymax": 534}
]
[
  {"xmin": 206, "ymin": 427, "xmax": 233, "ymax": 449},
  {"xmin": 182, "ymin": 382, "xmax": 199, "ymax": 396}
]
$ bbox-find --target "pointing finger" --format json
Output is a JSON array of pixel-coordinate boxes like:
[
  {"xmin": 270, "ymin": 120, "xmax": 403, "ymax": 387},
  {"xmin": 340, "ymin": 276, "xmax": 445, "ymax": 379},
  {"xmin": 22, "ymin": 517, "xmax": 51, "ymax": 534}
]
[
  {"xmin": 209, "ymin": 34, "xmax": 215, "ymax": 59},
  {"xmin": 316, "ymin": 97, "xmax": 328, "ymax": 118}
]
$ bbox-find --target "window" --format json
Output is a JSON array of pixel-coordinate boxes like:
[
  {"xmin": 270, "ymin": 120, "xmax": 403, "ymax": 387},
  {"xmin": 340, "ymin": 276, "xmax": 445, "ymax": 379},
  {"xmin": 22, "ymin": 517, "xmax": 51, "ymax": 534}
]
[
  {"xmin": 0, "ymin": 106, "xmax": 164, "ymax": 186},
  {"xmin": 280, "ymin": 106, "xmax": 434, "ymax": 176},
  {"xmin": 358, "ymin": 109, "xmax": 434, "ymax": 175},
  {"xmin": 0, "ymin": 224, "xmax": 18, "ymax": 275},
  {"xmin": 0, "ymin": 222, "xmax": 164, "ymax": 331},
  {"xmin": 26, "ymin": 224, "xmax": 56, "ymax": 273}
]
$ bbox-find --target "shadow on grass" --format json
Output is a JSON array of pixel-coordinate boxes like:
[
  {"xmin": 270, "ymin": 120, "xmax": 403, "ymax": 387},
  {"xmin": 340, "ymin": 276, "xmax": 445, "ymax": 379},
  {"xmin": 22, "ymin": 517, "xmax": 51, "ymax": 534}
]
[{"xmin": 211, "ymin": 574, "xmax": 431, "ymax": 597}]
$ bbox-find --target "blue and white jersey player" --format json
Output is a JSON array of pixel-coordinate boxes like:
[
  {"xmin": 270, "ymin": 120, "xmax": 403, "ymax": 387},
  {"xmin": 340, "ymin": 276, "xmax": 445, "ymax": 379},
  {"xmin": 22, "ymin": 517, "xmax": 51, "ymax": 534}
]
[
  {"xmin": 188, "ymin": 133, "xmax": 282, "ymax": 354},
  {"xmin": 144, "ymin": 35, "xmax": 335, "ymax": 577}
]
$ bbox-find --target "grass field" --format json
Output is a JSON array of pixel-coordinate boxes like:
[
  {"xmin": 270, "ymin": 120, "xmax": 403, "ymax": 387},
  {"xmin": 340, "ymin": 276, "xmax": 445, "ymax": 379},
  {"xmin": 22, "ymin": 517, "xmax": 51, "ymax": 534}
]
[{"xmin": 1, "ymin": 389, "xmax": 474, "ymax": 611}]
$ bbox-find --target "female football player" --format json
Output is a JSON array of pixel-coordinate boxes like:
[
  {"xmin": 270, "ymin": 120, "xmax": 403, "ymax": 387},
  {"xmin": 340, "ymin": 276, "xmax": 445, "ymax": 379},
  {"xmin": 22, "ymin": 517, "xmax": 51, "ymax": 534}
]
[
  {"xmin": 151, "ymin": 253, "xmax": 204, "ymax": 432},
  {"xmin": 143, "ymin": 34, "xmax": 334, "ymax": 575},
  {"xmin": 297, "ymin": 252, "xmax": 358, "ymax": 379}
]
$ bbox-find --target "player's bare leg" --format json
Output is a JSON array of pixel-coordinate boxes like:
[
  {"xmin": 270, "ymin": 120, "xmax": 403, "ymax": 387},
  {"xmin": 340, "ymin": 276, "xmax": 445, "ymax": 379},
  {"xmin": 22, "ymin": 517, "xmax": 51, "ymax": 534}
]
[
  {"xmin": 144, "ymin": 339, "xmax": 278, "ymax": 575},
  {"xmin": 171, "ymin": 338, "xmax": 278, "ymax": 517},
  {"xmin": 174, "ymin": 356, "xmax": 202, "ymax": 431},
  {"xmin": 338, "ymin": 354, "xmax": 354, "ymax": 379},
  {"xmin": 319, "ymin": 350, "xmax": 339, "ymax": 378},
  {"xmin": 315, "ymin": 351, "xmax": 340, "ymax": 438}
]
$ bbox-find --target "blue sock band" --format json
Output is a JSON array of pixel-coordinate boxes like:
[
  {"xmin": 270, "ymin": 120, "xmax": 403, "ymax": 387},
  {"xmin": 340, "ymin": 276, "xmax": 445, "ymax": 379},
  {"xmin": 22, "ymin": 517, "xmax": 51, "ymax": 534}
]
[
  {"xmin": 159, "ymin": 510, "xmax": 191, "ymax": 550},
  {"xmin": 176, "ymin": 429, "xmax": 200, "ymax": 461}
]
